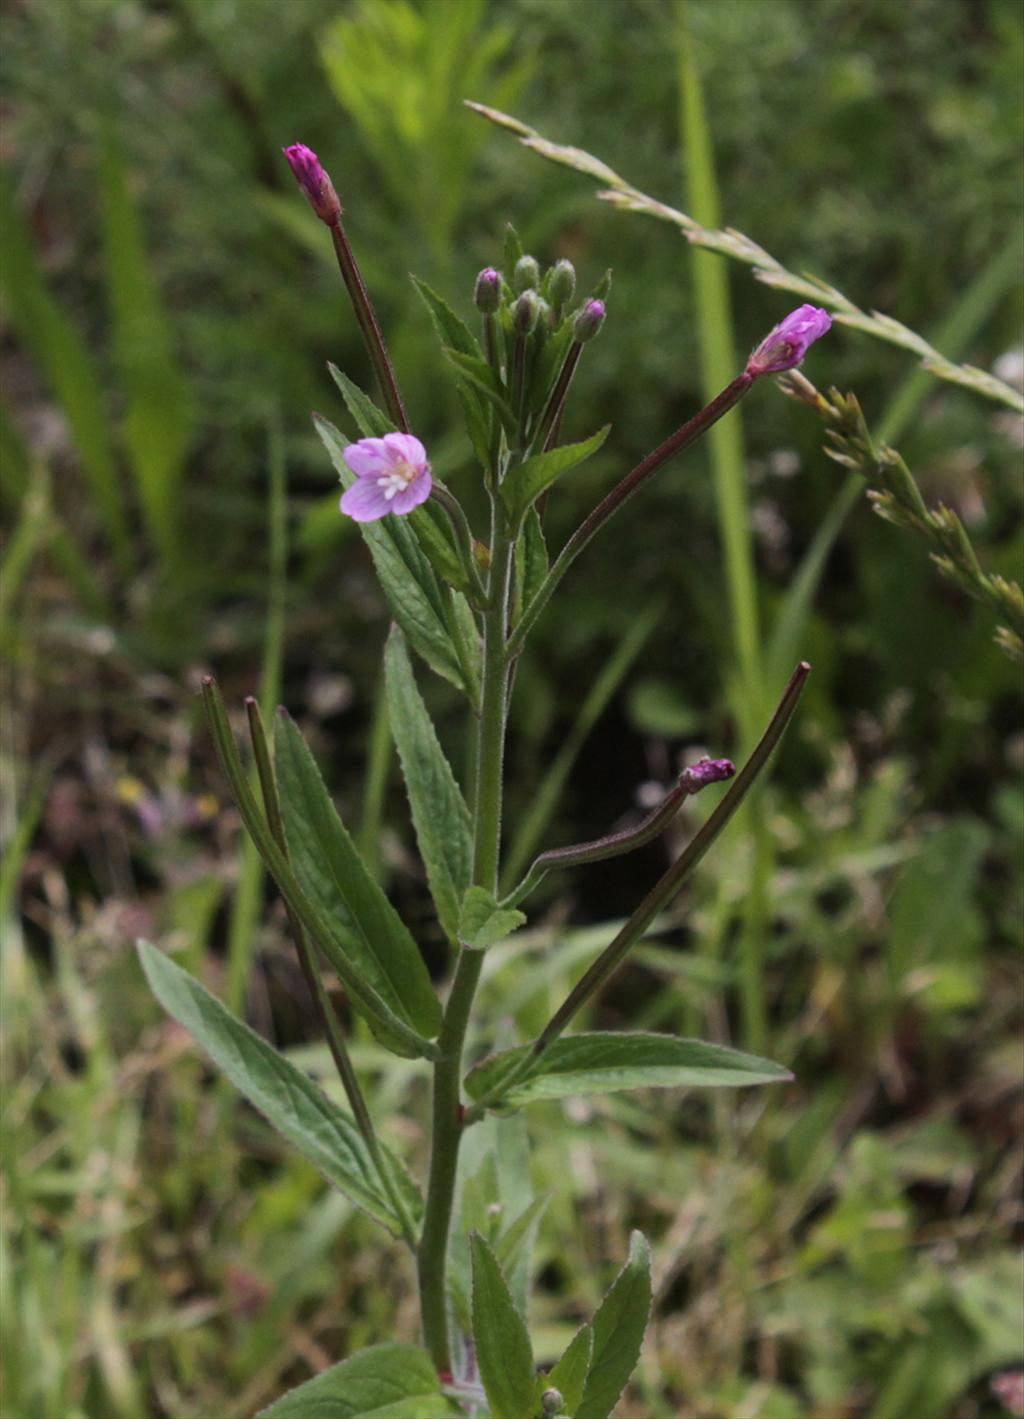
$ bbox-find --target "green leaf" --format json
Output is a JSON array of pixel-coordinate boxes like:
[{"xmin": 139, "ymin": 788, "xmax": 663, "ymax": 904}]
[
  {"xmin": 328, "ymin": 364, "xmax": 395, "ymax": 437},
  {"xmin": 137, "ymin": 943, "xmax": 418, "ymax": 1237},
  {"xmin": 544, "ymin": 1324, "xmax": 593, "ymax": 1416},
  {"xmin": 256, "ymin": 1343, "xmax": 448, "ymax": 1418},
  {"xmin": 519, "ymin": 507, "xmax": 550, "ymax": 619},
  {"xmin": 576, "ymin": 1232, "xmax": 652, "ymax": 1419},
  {"xmin": 384, "ymin": 629, "xmax": 473, "ymax": 941},
  {"xmin": 411, "ymin": 275, "xmax": 480, "ymax": 358},
  {"xmin": 443, "ymin": 349, "xmax": 517, "ymax": 434},
  {"xmin": 503, "ymin": 222, "xmax": 524, "ymax": 274},
  {"xmin": 471, "ymin": 1233, "xmax": 537, "ymax": 1419},
  {"xmin": 201, "ymin": 680, "xmax": 433, "ymax": 1061},
  {"xmin": 465, "ymin": 1032, "xmax": 792, "ymax": 1107},
  {"xmin": 315, "ymin": 414, "xmax": 481, "ymax": 698},
  {"xmin": 501, "ymin": 426, "xmax": 610, "ymax": 526},
  {"xmin": 409, "ymin": 501, "xmax": 473, "ymax": 596},
  {"xmin": 274, "ymin": 711, "xmax": 441, "ymax": 1043},
  {"xmin": 457, "ymin": 886, "xmax": 526, "ymax": 951}
]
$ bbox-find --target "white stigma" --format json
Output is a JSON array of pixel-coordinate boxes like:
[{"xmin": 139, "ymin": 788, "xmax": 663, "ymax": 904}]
[{"xmin": 376, "ymin": 458, "xmax": 419, "ymax": 501}]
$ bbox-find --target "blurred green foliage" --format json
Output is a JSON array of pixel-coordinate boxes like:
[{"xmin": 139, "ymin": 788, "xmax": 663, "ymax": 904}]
[{"xmin": 2, "ymin": 0, "xmax": 1021, "ymax": 1416}]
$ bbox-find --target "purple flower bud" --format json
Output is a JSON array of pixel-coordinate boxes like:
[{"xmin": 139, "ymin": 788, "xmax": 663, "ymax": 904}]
[
  {"xmin": 513, "ymin": 254, "xmax": 540, "ymax": 293},
  {"xmin": 513, "ymin": 289, "xmax": 540, "ymax": 334},
  {"xmin": 747, "ymin": 304, "xmax": 832, "ymax": 376},
  {"xmin": 573, "ymin": 299, "xmax": 606, "ymax": 344},
  {"xmin": 282, "ymin": 143, "xmax": 340, "ymax": 225},
  {"xmin": 681, "ymin": 757, "xmax": 736, "ymax": 792},
  {"xmin": 474, "ymin": 267, "xmax": 501, "ymax": 314}
]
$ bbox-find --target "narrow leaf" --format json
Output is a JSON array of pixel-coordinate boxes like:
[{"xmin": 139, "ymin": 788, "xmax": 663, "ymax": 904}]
[
  {"xmin": 545, "ymin": 1324, "xmax": 593, "ymax": 1416},
  {"xmin": 315, "ymin": 414, "xmax": 481, "ymax": 697},
  {"xmin": 137, "ymin": 943, "xmax": 415, "ymax": 1236},
  {"xmin": 458, "ymin": 886, "xmax": 526, "ymax": 951},
  {"xmin": 201, "ymin": 679, "xmax": 433, "ymax": 1060},
  {"xmin": 328, "ymin": 363, "xmax": 396, "ymax": 437},
  {"xmin": 384, "ymin": 628, "xmax": 472, "ymax": 941},
  {"xmin": 256, "ymin": 1343, "xmax": 445, "ymax": 1418},
  {"xmin": 465, "ymin": 1032, "xmax": 792, "ymax": 1107},
  {"xmin": 501, "ymin": 426, "xmax": 610, "ymax": 526},
  {"xmin": 274, "ymin": 712, "xmax": 441, "ymax": 1042},
  {"xmin": 471, "ymin": 1233, "xmax": 537, "ymax": 1419},
  {"xmin": 519, "ymin": 507, "xmax": 550, "ymax": 618},
  {"xmin": 411, "ymin": 275, "xmax": 480, "ymax": 358},
  {"xmin": 443, "ymin": 349, "xmax": 517, "ymax": 433},
  {"xmin": 576, "ymin": 1232, "xmax": 652, "ymax": 1419}
]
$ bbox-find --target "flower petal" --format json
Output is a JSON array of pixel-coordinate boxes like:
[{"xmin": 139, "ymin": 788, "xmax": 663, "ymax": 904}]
[
  {"xmin": 340, "ymin": 478, "xmax": 393, "ymax": 523},
  {"xmin": 382, "ymin": 432, "xmax": 427, "ymax": 468},
  {"xmin": 343, "ymin": 438, "xmax": 392, "ymax": 479},
  {"xmin": 391, "ymin": 472, "xmax": 433, "ymax": 516}
]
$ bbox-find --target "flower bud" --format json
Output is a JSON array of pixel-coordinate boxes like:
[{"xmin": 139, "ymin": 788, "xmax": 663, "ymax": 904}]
[
  {"xmin": 548, "ymin": 258, "xmax": 576, "ymax": 310},
  {"xmin": 681, "ymin": 757, "xmax": 736, "ymax": 792},
  {"xmin": 513, "ymin": 289, "xmax": 540, "ymax": 334},
  {"xmin": 572, "ymin": 299, "xmax": 606, "ymax": 343},
  {"xmin": 513, "ymin": 254, "xmax": 541, "ymax": 293},
  {"xmin": 282, "ymin": 143, "xmax": 340, "ymax": 225},
  {"xmin": 541, "ymin": 1389, "xmax": 565, "ymax": 1417},
  {"xmin": 747, "ymin": 304, "xmax": 832, "ymax": 376},
  {"xmin": 474, "ymin": 267, "xmax": 502, "ymax": 314}
]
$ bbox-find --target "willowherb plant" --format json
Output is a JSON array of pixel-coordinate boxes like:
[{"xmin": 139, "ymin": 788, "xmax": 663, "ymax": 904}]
[{"xmin": 139, "ymin": 143, "xmax": 833, "ymax": 1418}]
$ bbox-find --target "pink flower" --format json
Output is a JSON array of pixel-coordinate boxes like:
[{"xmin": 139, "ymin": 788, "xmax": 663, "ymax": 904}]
[
  {"xmin": 747, "ymin": 304, "xmax": 832, "ymax": 376},
  {"xmin": 282, "ymin": 143, "xmax": 340, "ymax": 225},
  {"xmin": 340, "ymin": 433, "xmax": 432, "ymax": 522}
]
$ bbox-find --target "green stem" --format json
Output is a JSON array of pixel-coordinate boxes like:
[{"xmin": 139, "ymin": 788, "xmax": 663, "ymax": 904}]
[{"xmin": 417, "ymin": 502, "xmax": 514, "ymax": 1372}]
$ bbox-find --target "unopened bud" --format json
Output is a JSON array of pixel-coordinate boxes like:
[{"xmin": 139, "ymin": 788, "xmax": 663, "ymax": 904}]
[
  {"xmin": 282, "ymin": 143, "xmax": 341, "ymax": 225},
  {"xmin": 548, "ymin": 258, "xmax": 576, "ymax": 310},
  {"xmin": 541, "ymin": 1389, "xmax": 565, "ymax": 1417},
  {"xmin": 474, "ymin": 267, "xmax": 502, "ymax": 314},
  {"xmin": 747, "ymin": 304, "xmax": 832, "ymax": 376},
  {"xmin": 513, "ymin": 254, "xmax": 541, "ymax": 293},
  {"xmin": 681, "ymin": 757, "xmax": 736, "ymax": 792},
  {"xmin": 572, "ymin": 299, "xmax": 606, "ymax": 343},
  {"xmin": 513, "ymin": 290, "xmax": 540, "ymax": 334}
]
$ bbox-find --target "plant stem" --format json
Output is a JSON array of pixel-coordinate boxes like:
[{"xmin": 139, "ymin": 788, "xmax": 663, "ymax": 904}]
[
  {"xmin": 465, "ymin": 662, "xmax": 810, "ymax": 1120},
  {"xmin": 508, "ymin": 371, "xmax": 754, "ymax": 654},
  {"xmin": 329, "ymin": 217, "xmax": 410, "ymax": 433},
  {"xmin": 417, "ymin": 502, "xmax": 514, "ymax": 1372}
]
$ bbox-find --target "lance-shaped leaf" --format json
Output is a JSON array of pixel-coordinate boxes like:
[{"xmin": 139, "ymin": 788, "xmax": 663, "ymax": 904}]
[
  {"xmin": 542, "ymin": 1324, "xmax": 593, "ymax": 1417},
  {"xmin": 328, "ymin": 364, "xmax": 395, "ymax": 438},
  {"xmin": 443, "ymin": 349, "xmax": 517, "ymax": 435},
  {"xmin": 471, "ymin": 1233, "xmax": 537, "ymax": 1419},
  {"xmin": 411, "ymin": 275, "xmax": 480, "ymax": 359},
  {"xmin": 457, "ymin": 886, "xmax": 526, "ymax": 951},
  {"xmin": 274, "ymin": 711, "xmax": 442, "ymax": 1044},
  {"xmin": 201, "ymin": 680, "xmax": 435, "ymax": 1061},
  {"xmin": 137, "ymin": 942, "xmax": 421, "ymax": 1237},
  {"xmin": 315, "ymin": 414, "xmax": 481, "ymax": 700},
  {"xmin": 577, "ymin": 1231, "xmax": 652, "ymax": 1419},
  {"xmin": 465, "ymin": 1032, "xmax": 792, "ymax": 1108},
  {"xmin": 256, "ymin": 1343, "xmax": 447, "ymax": 1418},
  {"xmin": 384, "ymin": 628, "xmax": 472, "ymax": 941},
  {"xmin": 501, "ymin": 426, "xmax": 610, "ymax": 526}
]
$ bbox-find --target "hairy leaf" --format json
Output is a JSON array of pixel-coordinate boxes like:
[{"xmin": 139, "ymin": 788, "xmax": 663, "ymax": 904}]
[
  {"xmin": 458, "ymin": 886, "xmax": 526, "ymax": 951},
  {"xmin": 471, "ymin": 1233, "xmax": 537, "ymax": 1419},
  {"xmin": 501, "ymin": 426, "xmax": 610, "ymax": 525},
  {"xmin": 256, "ymin": 1343, "xmax": 447, "ymax": 1418},
  {"xmin": 137, "ymin": 943, "xmax": 420, "ymax": 1236},
  {"xmin": 576, "ymin": 1232, "xmax": 651, "ymax": 1419},
  {"xmin": 544, "ymin": 1324, "xmax": 593, "ymax": 1416},
  {"xmin": 384, "ymin": 629, "xmax": 472, "ymax": 940},
  {"xmin": 465, "ymin": 1032, "xmax": 792, "ymax": 1107}
]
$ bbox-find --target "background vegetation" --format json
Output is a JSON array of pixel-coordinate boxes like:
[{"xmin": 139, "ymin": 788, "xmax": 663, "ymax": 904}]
[{"xmin": 2, "ymin": 0, "xmax": 1021, "ymax": 1416}]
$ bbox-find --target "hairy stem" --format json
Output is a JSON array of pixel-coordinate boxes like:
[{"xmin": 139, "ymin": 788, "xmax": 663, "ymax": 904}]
[{"xmin": 329, "ymin": 217, "xmax": 410, "ymax": 433}]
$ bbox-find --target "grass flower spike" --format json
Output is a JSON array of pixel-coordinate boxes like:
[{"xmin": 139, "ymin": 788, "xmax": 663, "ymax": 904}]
[
  {"xmin": 340, "ymin": 433, "xmax": 432, "ymax": 521},
  {"xmin": 282, "ymin": 143, "xmax": 341, "ymax": 225},
  {"xmin": 747, "ymin": 304, "xmax": 832, "ymax": 376}
]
